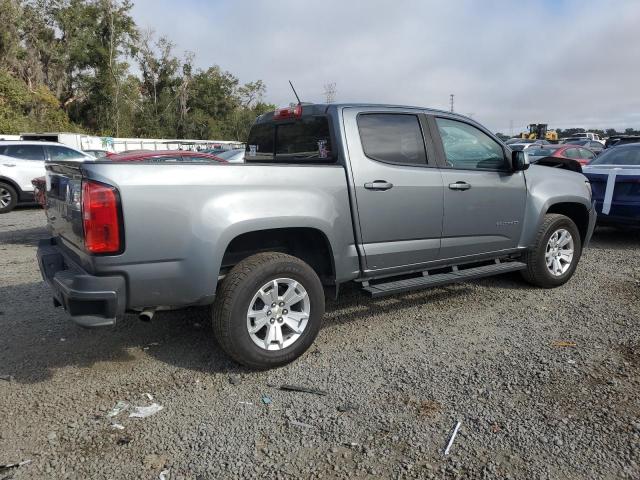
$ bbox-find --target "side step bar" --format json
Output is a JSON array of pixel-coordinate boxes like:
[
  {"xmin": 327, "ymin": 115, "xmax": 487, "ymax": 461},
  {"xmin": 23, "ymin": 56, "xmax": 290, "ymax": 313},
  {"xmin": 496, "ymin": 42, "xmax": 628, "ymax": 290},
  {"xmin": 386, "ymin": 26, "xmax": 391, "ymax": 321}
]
[{"xmin": 362, "ymin": 261, "xmax": 527, "ymax": 298}]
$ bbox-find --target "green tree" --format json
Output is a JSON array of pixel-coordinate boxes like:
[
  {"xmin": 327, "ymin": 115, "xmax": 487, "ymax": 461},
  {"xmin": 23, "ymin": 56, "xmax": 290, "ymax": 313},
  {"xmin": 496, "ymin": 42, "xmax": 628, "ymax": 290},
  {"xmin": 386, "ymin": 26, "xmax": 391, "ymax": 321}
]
[
  {"xmin": 53, "ymin": 0, "xmax": 137, "ymax": 135},
  {"xmin": 184, "ymin": 66, "xmax": 238, "ymax": 138},
  {"xmin": 0, "ymin": 69, "xmax": 76, "ymax": 133},
  {"xmin": 134, "ymin": 33, "xmax": 180, "ymax": 137},
  {"xmin": 0, "ymin": 0, "xmax": 272, "ymax": 140},
  {"xmin": 0, "ymin": 0, "xmax": 22, "ymax": 72}
]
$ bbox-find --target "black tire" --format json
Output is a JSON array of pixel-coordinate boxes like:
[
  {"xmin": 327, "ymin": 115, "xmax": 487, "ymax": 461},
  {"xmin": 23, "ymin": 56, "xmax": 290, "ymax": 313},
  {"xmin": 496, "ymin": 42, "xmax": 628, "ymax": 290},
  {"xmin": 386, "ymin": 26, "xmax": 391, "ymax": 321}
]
[
  {"xmin": 521, "ymin": 213, "xmax": 582, "ymax": 288},
  {"xmin": 0, "ymin": 182, "xmax": 18, "ymax": 214},
  {"xmin": 212, "ymin": 252, "xmax": 325, "ymax": 369}
]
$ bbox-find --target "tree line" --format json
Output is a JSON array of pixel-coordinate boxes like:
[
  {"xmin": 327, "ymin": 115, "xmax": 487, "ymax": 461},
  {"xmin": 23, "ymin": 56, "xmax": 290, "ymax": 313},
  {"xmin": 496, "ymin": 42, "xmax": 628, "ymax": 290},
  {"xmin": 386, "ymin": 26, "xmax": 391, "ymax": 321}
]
[
  {"xmin": 0, "ymin": 0, "xmax": 274, "ymax": 141},
  {"xmin": 554, "ymin": 127, "xmax": 640, "ymax": 138}
]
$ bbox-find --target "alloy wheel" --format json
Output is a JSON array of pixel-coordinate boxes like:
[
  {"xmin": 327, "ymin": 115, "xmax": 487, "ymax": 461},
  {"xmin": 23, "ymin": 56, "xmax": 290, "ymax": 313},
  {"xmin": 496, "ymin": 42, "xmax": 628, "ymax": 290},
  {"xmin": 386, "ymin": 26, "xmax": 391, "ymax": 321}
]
[
  {"xmin": 545, "ymin": 228, "xmax": 574, "ymax": 276},
  {"xmin": 246, "ymin": 278, "xmax": 310, "ymax": 351},
  {"xmin": 0, "ymin": 187, "xmax": 12, "ymax": 208}
]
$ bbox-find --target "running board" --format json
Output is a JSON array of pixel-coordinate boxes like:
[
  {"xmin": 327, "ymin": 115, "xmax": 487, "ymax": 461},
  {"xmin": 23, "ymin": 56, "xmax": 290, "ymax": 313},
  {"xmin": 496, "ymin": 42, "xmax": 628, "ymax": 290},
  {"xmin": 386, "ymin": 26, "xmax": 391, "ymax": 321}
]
[{"xmin": 362, "ymin": 261, "xmax": 527, "ymax": 298}]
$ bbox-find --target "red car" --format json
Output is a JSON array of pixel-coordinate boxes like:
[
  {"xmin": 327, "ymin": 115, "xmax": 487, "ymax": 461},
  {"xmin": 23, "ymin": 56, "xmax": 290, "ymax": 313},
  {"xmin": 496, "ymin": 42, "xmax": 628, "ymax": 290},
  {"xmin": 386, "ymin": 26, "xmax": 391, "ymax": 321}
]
[
  {"xmin": 106, "ymin": 150, "xmax": 226, "ymax": 163},
  {"xmin": 31, "ymin": 151, "xmax": 226, "ymax": 209},
  {"xmin": 526, "ymin": 144, "xmax": 597, "ymax": 166},
  {"xmin": 32, "ymin": 176, "xmax": 46, "ymax": 206}
]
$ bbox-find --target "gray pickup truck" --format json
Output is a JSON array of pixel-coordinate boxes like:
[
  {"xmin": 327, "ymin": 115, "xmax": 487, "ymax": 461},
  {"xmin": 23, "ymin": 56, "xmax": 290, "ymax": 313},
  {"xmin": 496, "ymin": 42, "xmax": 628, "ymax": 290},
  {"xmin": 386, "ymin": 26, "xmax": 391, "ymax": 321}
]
[{"xmin": 37, "ymin": 103, "xmax": 596, "ymax": 368}]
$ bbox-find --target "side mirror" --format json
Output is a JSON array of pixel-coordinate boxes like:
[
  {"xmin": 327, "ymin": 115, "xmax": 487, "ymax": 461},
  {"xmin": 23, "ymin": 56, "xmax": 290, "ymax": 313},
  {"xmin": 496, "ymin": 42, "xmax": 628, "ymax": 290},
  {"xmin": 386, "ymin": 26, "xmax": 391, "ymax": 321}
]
[{"xmin": 512, "ymin": 150, "xmax": 530, "ymax": 171}]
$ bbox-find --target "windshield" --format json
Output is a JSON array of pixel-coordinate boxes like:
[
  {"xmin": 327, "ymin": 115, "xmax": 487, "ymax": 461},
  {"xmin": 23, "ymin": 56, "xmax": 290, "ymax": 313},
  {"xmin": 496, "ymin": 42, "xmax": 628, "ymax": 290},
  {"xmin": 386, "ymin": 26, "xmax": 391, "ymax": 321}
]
[{"xmin": 590, "ymin": 146, "xmax": 640, "ymax": 166}]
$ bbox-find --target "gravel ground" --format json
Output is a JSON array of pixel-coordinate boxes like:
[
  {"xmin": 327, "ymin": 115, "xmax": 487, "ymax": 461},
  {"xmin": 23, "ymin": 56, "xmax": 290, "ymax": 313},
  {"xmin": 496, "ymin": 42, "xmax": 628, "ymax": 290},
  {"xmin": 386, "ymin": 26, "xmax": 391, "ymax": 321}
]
[{"xmin": 1, "ymin": 207, "xmax": 639, "ymax": 480}]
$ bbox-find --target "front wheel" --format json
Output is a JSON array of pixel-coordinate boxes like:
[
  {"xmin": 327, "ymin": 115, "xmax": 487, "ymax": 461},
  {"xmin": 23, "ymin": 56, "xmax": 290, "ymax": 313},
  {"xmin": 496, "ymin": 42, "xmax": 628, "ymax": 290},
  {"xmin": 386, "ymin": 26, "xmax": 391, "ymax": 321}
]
[
  {"xmin": 212, "ymin": 252, "xmax": 325, "ymax": 369},
  {"xmin": 521, "ymin": 213, "xmax": 582, "ymax": 288}
]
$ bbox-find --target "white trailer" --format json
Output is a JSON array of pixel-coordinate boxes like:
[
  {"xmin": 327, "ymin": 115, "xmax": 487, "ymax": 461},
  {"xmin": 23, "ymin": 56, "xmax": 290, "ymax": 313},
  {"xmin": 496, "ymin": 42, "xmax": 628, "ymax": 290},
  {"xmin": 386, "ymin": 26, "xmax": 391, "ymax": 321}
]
[{"xmin": 18, "ymin": 132, "xmax": 242, "ymax": 153}]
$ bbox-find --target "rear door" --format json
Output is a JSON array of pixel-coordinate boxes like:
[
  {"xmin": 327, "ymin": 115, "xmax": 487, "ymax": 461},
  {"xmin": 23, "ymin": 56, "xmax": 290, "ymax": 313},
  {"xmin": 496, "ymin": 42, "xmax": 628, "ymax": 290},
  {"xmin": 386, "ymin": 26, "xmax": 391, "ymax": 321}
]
[
  {"xmin": 0, "ymin": 144, "xmax": 46, "ymax": 192},
  {"xmin": 429, "ymin": 116, "xmax": 526, "ymax": 260},
  {"xmin": 343, "ymin": 107, "xmax": 444, "ymax": 271}
]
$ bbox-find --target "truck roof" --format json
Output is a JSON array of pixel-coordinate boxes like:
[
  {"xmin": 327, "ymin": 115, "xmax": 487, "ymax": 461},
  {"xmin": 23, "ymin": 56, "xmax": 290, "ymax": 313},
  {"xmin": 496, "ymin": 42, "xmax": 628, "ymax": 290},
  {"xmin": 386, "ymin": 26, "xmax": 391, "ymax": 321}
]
[{"xmin": 254, "ymin": 103, "xmax": 476, "ymax": 124}]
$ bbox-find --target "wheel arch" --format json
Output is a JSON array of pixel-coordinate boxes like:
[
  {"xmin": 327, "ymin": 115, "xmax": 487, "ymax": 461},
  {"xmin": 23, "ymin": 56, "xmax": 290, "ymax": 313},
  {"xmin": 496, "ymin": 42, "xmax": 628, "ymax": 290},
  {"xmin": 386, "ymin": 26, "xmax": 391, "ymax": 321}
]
[
  {"xmin": 220, "ymin": 227, "xmax": 337, "ymax": 285},
  {"xmin": 545, "ymin": 202, "xmax": 590, "ymax": 244},
  {"xmin": 0, "ymin": 176, "xmax": 22, "ymax": 199}
]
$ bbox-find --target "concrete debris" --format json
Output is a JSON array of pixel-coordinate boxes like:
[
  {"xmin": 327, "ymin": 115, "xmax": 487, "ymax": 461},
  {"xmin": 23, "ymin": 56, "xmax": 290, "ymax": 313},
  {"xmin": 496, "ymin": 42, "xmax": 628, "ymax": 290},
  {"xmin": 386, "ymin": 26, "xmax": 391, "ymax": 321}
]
[
  {"xmin": 0, "ymin": 459, "xmax": 32, "ymax": 471},
  {"xmin": 129, "ymin": 403, "xmax": 164, "ymax": 418},
  {"xmin": 279, "ymin": 384, "xmax": 328, "ymax": 396},
  {"xmin": 107, "ymin": 401, "xmax": 129, "ymax": 418},
  {"xmin": 289, "ymin": 420, "xmax": 314, "ymax": 429},
  {"xmin": 444, "ymin": 421, "xmax": 462, "ymax": 455}
]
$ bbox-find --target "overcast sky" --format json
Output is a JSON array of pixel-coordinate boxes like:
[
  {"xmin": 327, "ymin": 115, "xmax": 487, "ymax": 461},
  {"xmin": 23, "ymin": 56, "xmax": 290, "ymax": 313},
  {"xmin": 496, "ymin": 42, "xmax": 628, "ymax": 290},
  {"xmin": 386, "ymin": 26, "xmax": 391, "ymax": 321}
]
[{"xmin": 131, "ymin": 0, "xmax": 640, "ymax": 133}]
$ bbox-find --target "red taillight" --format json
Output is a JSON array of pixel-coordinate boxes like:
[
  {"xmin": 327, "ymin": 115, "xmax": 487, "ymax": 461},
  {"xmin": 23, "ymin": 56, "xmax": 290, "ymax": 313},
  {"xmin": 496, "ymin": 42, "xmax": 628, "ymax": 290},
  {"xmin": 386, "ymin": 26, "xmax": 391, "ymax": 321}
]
[
  {"xmin": 82, "ymin": 180, "xmax": 121, "ymax": 254},
  {"xmin": 273, "ymin": 104, "xmax": 302, "ymax": 120}
]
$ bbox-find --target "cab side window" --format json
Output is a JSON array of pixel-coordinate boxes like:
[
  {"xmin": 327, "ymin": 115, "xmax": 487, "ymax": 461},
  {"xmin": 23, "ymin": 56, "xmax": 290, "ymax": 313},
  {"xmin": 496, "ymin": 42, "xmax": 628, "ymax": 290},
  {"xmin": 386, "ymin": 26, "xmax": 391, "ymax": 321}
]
[{"xmin": 435, "ymin": 118, "xmax": 507, "ymax": 171}]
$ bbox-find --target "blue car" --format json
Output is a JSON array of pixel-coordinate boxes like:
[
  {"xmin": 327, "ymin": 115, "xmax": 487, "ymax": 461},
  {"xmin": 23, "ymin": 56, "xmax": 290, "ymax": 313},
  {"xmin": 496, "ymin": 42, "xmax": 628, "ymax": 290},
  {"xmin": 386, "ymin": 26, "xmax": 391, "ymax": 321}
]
[{"xmin": 582, "ymin": 144, "xmax": 640, "ymax": 226}]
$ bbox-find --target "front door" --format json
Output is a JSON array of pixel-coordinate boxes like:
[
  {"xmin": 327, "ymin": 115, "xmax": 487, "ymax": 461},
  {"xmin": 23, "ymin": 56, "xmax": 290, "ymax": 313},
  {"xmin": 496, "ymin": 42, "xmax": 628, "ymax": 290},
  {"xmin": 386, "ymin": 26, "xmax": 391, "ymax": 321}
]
[
  {"xmin": 343, "ymin": 108, "xmax": 444, "ymax": 272},
  {"xmin": 430, "ymin": 116, "xmax": 526, "ymax": 260}
]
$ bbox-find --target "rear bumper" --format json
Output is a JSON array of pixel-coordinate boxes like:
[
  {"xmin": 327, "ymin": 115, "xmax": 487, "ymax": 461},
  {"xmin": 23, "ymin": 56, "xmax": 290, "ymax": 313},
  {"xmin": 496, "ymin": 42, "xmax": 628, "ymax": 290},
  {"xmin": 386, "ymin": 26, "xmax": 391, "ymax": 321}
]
[
  {"xmin": 37, "ymin": 238, "xmax": 126, "ymax": 327},
  {"xmin": 19, "ymin": 191, "xmax": 35, "ymax": 203}
]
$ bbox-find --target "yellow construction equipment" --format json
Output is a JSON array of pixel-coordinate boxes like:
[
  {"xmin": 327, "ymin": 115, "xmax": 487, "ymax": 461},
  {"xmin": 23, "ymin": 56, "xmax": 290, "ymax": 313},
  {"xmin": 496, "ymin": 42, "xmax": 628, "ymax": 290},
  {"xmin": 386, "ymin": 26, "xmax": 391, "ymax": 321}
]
[{"xmin": 521, "ymin": 124, "xmax": 558, "ymax": 142}]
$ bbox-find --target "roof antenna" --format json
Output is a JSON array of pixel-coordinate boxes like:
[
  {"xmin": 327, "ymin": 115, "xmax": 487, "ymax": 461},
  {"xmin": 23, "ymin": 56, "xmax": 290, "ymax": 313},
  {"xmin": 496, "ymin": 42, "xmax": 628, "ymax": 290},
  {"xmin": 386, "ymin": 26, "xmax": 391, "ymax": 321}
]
[{"xmin": 289, "ymin": 80, "xmax": 301, "ymax": 105}]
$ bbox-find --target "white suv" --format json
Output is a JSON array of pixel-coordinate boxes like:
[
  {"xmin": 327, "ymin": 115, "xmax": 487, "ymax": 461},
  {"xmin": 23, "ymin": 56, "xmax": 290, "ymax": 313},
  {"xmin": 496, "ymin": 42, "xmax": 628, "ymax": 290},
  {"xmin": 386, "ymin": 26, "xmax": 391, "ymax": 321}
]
[{"xmin": 0, "ymin": 141, "xmax": 94, "ymax": 213}]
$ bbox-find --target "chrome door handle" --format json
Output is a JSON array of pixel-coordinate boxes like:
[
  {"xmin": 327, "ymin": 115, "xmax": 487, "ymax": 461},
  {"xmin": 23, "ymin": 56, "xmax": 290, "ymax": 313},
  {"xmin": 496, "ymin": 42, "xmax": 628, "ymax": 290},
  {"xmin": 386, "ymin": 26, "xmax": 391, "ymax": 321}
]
[
  {"xmin": 364, "ymin": 181, "xmax": 393, "ymax": 191},
  {"xmin": 448, "ymin": 181, "xmax": 471, "ymax": 191},
  {"xmin": 2, "ymin": 163, "xmax": 16, "ymax": 167}
]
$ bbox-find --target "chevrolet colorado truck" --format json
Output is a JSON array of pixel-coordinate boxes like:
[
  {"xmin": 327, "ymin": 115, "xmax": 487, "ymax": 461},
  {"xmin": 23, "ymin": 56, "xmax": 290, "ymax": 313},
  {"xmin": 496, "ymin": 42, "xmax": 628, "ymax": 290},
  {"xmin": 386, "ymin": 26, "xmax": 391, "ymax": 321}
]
[{"xmin": 37, "ymin": 103, "xmax": 596, "ymax": 368}]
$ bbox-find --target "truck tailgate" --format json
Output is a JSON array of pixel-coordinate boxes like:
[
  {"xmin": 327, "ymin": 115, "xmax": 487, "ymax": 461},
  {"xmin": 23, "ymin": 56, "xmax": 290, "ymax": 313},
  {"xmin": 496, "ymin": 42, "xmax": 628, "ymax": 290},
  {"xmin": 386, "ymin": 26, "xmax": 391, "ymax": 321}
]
[{"xmin": 45, "ymin": 162, "xmax": 86, "ymax": 251}]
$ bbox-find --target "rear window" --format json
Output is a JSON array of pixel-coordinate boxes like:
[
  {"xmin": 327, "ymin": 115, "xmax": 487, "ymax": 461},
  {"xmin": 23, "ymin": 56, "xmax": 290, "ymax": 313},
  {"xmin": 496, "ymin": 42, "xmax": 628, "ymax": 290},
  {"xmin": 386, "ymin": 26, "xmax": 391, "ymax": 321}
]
[{"xmin": 246, "ymin": 116, "xmax": 333, "ymax": 163}]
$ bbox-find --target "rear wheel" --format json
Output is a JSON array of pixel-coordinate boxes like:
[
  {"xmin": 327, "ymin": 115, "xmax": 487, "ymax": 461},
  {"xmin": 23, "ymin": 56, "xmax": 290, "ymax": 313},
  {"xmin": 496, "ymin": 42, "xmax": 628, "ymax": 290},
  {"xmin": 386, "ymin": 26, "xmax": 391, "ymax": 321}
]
[
  {"xmin": 212, "ymin": 252, "xmax": 325, "ymax": 369},
  {"xmin": 521, "ymin": 214, "xmax": 582, "ymax": 288},
  {"xmin": 0, "ymin": 183, "xmax": 17, "ymax": 214}
]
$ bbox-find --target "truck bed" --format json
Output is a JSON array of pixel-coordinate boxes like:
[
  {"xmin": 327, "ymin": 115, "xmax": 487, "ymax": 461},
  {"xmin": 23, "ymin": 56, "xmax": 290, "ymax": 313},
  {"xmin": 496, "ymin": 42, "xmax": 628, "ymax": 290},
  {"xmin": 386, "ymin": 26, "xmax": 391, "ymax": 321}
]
[{"xmin": 44, "ymin": 161, "xmax": 360, "ymax": 315}]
